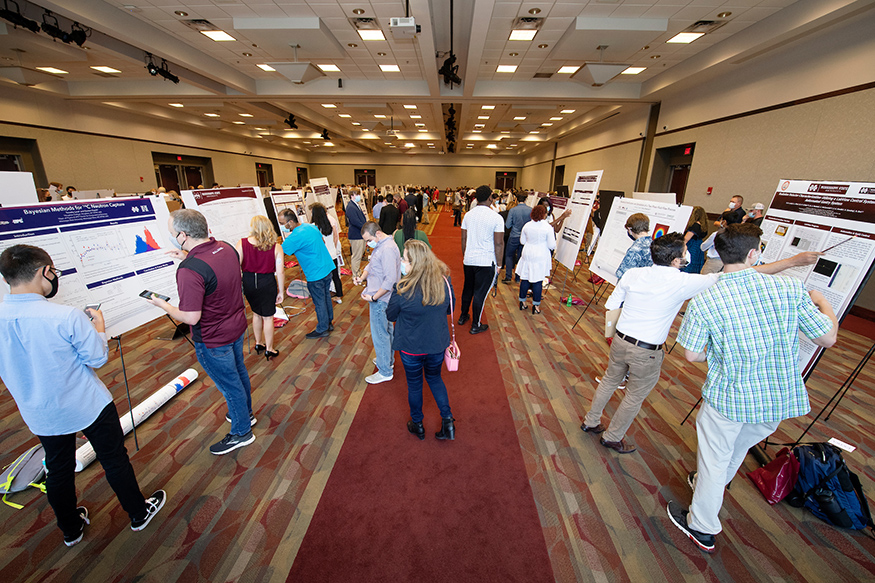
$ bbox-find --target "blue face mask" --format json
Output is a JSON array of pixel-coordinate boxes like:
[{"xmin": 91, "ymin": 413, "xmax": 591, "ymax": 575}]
[
  {"xmin": 280, "ymin": 225, "xmax": 291, "ymax": 236},
  {"xmin": 367, "ymin": 239, "xmax": 377, "ymax": 249},
  {"xmin": 400, "ymin": 262, "xmax": 409, "ymax": 276}
]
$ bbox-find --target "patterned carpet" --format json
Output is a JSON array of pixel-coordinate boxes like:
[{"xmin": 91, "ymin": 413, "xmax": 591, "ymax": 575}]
[{"xmin": 0, "ymin": 209, "xmax": 874, "ymax": 582}]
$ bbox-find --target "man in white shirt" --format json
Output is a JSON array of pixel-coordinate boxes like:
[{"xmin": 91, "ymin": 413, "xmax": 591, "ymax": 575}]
[{"xmin": 459, "ymin": 185, "xmax": 505, "ymax": 334}]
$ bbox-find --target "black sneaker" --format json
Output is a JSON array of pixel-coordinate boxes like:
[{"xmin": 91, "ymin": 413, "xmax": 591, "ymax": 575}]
[
  {"xmin": 305, "ymin": 329, "xmax": 330, "ymax": 339},
  {"xmin": 131, "ymin": 490, "xmax": 167, "ymax": 531},
  {"xmin": 666, "ymin": 501, "xmax": 715, "ymax": 553},
  {"xmin": 209, "ymin": 431, "xmax": 255, "ymax": 455},
  {"xmin": 224, "ymin": 412, "xmax": 257, "ymax": 427},
  {"xmin": 64, "ymin": 507, "xmax": 89, "ymax": 547}
]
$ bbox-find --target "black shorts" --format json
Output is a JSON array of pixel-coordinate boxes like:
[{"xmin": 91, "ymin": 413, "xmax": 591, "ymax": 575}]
[{"xmin": 242, "ymin": 271, "xmax": 278, "ymax": 317}]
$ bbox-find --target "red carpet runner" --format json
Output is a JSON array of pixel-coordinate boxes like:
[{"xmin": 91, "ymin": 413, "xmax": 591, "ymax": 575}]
[{"xmin": 287, "ymin": 212, "xmax": 555, "ymax": 582}]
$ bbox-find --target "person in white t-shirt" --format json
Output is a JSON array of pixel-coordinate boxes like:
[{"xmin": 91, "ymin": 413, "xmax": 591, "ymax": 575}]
[{"xmin": 459, "ymin": 185, "xmax": 505, "ymax": 334}]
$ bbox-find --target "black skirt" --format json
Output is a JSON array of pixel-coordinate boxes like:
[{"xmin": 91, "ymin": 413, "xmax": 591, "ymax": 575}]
[{"xmin": 242, "ymin": 271, "xmax": 278, "ymax": 317}]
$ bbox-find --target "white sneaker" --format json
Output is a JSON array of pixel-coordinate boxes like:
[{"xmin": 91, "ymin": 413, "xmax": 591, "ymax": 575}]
[
  {"xmin": 365, "ymin": 372, "xmax": 393, "ymax": 384},
  {"xmin": 334, "ymin": 298, "xmax": 343, "ymax": 304}
]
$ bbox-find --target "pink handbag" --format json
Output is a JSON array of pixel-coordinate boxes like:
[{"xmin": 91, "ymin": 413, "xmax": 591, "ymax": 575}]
[{"xmin": 443, "ymin": 277, "xmax": 460, "ymax": 371}]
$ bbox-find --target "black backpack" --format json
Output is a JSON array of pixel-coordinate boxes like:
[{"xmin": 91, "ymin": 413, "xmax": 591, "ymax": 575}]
[{"xmin": 786, "ymin": 443, "xmax": 874, "ymax": 531}]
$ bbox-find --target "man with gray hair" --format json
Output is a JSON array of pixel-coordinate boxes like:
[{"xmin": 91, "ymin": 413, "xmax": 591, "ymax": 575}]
[{"xmin": 148, "ymin": 209, "xmax": 256, "ymax": 456}]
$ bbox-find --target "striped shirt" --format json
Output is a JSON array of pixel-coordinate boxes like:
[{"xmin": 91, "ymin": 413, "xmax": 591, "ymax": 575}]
[{"xmin": 677, "ymin": 269, "xmax": 833, "ymax": 423}]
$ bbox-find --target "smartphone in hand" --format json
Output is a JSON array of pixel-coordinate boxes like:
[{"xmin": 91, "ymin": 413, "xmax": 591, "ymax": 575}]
[
  {"xmin": 84, "ymin": 303, "xmax": 101, "ymax": 319},
  {"xmin": 139, "ymin": 290, "xmax": 170, "ymax": 302}
]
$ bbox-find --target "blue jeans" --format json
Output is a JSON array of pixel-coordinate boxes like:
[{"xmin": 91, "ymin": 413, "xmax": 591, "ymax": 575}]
[
  {"xmin": 194, "ymin": 333, "xmax": 253, "ymax": 437},
  {"xmin": 307, "ymin": 272, "xmax": 334, "ymax": 333},
  {"xmin": 505, "ymin": 236, "xmax": 522, "ymax": 280},
  {"xmin": 519, "ymin": 280, "xmax": 543, "ymax": 305},
  {"xmin": 369, "ymin": 301, "xmax": 394, "ymax": 376},
  {"xmin": 400, "ymin": 352, "xmax": 452, "ymax": 422}
]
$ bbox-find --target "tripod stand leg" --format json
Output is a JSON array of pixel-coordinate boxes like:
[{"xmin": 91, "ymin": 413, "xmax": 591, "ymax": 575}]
[
  {"xmin": 571, "ymin": 282, "xmax": 604, "ymax": 330},
  {"xmin": 681, "ymin": 397, "xmax": 702, "ymax": 426}
]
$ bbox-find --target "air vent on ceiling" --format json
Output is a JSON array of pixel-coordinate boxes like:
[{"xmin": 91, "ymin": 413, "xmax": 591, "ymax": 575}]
[
  {"xmin": 181, "ymin": 19, "xmax": 219, "ymax": 32},
  {"xmin": 533, "ymin": 72, "xmax": 553, "ymax": 79},
  {"xmin": 351, "ymin": 17, "xmax": 381, "ymax": 30},
  {"xmin": 512, "ymin": 17, "xmax": 544, "ymax": 31},
  {"xmin": 684, "ymin": 20, "xmax": 728, "ymax": 34}
]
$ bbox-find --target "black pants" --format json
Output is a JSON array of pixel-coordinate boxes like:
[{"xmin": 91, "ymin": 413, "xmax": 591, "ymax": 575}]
[
  {"xmin": 331, "ymin": 258, "xmax": 343, "ymax": 298},
  {"xmin": 460, "ymin": 264, "xmax": 498, "ymax": 326},
  {"xmin": 453, "ymin": 208, "xmax": 462, "ymax": 226},
  {"xmin": 38, "ymin": 402, "xmax": 147, "ymax": 538}
]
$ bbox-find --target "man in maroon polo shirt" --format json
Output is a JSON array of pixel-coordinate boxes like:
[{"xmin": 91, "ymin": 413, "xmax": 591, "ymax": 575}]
[{"xmin": 148, "ymin": 209, "xmax": 256, "ymax": 455}]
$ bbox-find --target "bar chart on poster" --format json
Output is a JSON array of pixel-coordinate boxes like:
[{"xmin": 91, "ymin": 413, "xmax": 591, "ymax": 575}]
[
  {"xmin": 760, "ymin": 179, "xmax": 875, "ymax": 377},
  {"xmin": 0, "ymin": 198, "xmax": 178, "ymax": 337},
  {"xmin": 180, "ymin": 186, "xmax": 266, "ymax": 244}
]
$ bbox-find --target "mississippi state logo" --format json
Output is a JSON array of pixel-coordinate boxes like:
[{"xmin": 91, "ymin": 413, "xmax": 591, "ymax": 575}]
[{"xmin": 781, "ymin": 181, "xmax": 790, "ymax": 191}]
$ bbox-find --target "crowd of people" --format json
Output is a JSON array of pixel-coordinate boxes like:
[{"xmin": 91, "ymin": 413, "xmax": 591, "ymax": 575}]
[{"xmin": 0, "ymin": 184, "xmax": 838, "ymax": 558}]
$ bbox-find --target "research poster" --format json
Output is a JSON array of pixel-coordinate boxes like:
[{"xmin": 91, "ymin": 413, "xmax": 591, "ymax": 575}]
[
  {"xmin": 307, "ymin": 177, "xmax": 344, "ymax": 226},
  {"xmin": 590, "ymin": 198, "xmax": 692, "ymax": 286},
  {"xmin": 180, "ymin": 186, "xmax": 265, "ymax": 245},
  {"xmin": 554, "ymin": 171, "xmax": 602, "ymax": 271},
  {"xmin": 0, "ymin": 197, "xmax": 178, "ymax": 337},
  {"xmin": 760, "ymin": 179, "xmax": 875, "ymax": 377},
  {"xmin": 269, "ymin": 190, "xmax": 308, "ymax": 238}
]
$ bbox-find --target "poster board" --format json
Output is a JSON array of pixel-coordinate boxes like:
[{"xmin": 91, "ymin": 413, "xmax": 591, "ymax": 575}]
[
  {"xmin": 632, "ymin": 191, "xmax": 676, "ymax": 204},
  {"xmin": 180, "ymin": 186, "xmax": 265, "ymax": 244},
  {"xmin": 555, "ymin": 171, "xmax": 602, "ymax": 271},
  {"xmin": 0, "ymin": 197, "xmax": 178, "ymax": 337},
  {"xmin": 307, "ymin": 178, "xmax": 342, "ymax": 229},
  {"xmin": 74, "ymin": 189, "xmax": 116, "ymax": 200},
  {"xmin": 0, "ymin": 171, "xmax": 39, "ymax": 206},
  {"xmin": 590, "ymin": 198, "xmax": 692, "ymax": 286},
  {"xmin": 269, "ymin": 190, "xmax": 308, "ymax": 238},
  {"xmin": 760, "ymin": 179, "xmax": 875, "ymax": 378}
]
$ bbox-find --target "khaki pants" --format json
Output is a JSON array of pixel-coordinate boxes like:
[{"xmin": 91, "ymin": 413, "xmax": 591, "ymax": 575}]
[
  {"xmin": 700, "ymin": 256, "xmax": 723, "ymax": 274},
  {"xmin": 583, "ymin": 333, "xmax": 665, "ymax": 443},
  {"xmin": 349, "ymin": 239, "xmax": 366, "ymax": 277}
]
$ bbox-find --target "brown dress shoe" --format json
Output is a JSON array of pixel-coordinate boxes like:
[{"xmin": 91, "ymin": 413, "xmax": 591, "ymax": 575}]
[
  {"xmin": 580, "ymin": 422, "xmax": 606, "ymax": 434},
  {"xmin": 600, "ymin": 438, "xmax": 637, "ymax": 454}
]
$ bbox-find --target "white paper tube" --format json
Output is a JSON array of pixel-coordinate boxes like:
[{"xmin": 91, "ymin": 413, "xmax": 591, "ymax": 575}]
[{"xmin": 74, "ymin": 369, "xmax": 198, "ymax": 472}]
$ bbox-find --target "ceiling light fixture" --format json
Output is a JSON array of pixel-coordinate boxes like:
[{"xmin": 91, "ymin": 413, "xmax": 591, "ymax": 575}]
[
  {"xmin": 415, "ymin": 123, "xmax": 425, "ymax": 127},
  {"xmin": 410, "ymin": 114, "xmax": 422, "ymax": 119},
  {"xmin": 257, "ymin": 64, "xmax": 276, "ymax": 72},
  {"xmin": 496, "ymin": 65, "xmax": 517, "ymax": 73},
  {"xmin": 509, "ymin": 17, "xmax": 543, "ymax": 41},
  {"xmin": 239, "ymin": 113, "xmax": 253, "ymax": 117},
  {"xmin": 403, "ymin": 104, "xmax": 417, "ymax": 109},
  {"xmin": 322, "ymin": 103, "xmax": 337, "ymax": 108},
  {"xmin": 0, "ymin": 2, "xmax": 40, "ymax": 33},
  {"xmin": 509, "ymin": 52, "xmax": 518, "ymax": 57},
  {"xmin": 174, "ymin": 11, "xmax": 187, "ymax": 17},
  {"xmin": 621, "ymin": 67, "xmax": 646, "ymax": 75},
  {"xmin": 538, "ymin": 44, "xmax": 548, "ymax": 49},
  {"xmin": 717, "ymin": 12, "xmax": 732, "ymax": 18},
  {"xmin": 35, "ymin": 66, "xmax": 67, "ymax": 75},
  {"xmin": 560, "ymin": 109, "xmax": 575, "ymax": 114},
  {"xmin": 353, "ymin": 8, "xmax": 365, "ymax": 15},
  {"xmin": 91, "ymin": 66, "xmax": 121, "ymax": 74},
  {"xmin": 284, "ymin": 114, "xmax": 297, "ymax": 129},
  {"xmin": 169, "ymin": 103, "xmax": 184, "ymax": 108},
  {"xmin": 348, "ymin": 43, "xmax": 358, "ymax": 48},
  {"xmin": 144, "ymin": 54, "xmax": 179, "ymax": 84},
  {"xmin": 478, "ymin": 116, "xmax": 489, "ymax": 119},
  {"xmin": 374, "ymin": 114, "xmax": 387, "ymax": 118},
  {"xmin": 666, "ymin": 32, "xmax": 703, "ymax": 44},
  {"xmin": 380, "ymin": 64, "xmax": 400, "ymax": 72},
  {"xmin": 317, "ymin": 64, "xmax": 340, "ymax": 72},
  {"xmin": 242, "ymin": 52, "xmax": 252, "ymax": 57},
  {"xmin": 550, "ymin": 117, "xmax": 562, "ymax": 121},
  {"xmin": 204, "ymin": 113, "xmax": 219, "ymax": 117},
  {"xmin": 558, "ymin": 66, "xmax": 580, "ymax": 74},
  {"xmin": 482, "ymin": 105, "xmax": 495, "ymax": 110},
  {"xmin": 321, "ymin": 129, "xmax": 330, "ymax": 140},
  {"xmin": 513, "ymin": 116, "xmax": 526, "ymax": 120},
  {"xmin": 232, "ymin": 121, "xmax": 244, "ymax": 125},
  {"xmin": 201, "ymin": 30, "xmax": 236, "ymax": 42},
  {"xmin": 339, "ymin": 114, "xmax": 352, "ymax": 118}
]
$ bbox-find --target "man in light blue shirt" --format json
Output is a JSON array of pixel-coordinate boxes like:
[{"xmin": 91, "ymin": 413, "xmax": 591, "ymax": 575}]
[
  {"xmin": 503, "ymin": 193, "xmax": 531, "ymax": 282},
  {"xmin": 372, "ymin": 195, "xmax": 385, "ymax": 221},
  {"xmin": 0, "ymin": 245, "xmax": 165, "ymax": 547}
]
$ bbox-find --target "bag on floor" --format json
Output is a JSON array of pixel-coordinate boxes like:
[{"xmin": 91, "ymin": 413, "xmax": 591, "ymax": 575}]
[
  {"xmin": 286, "ymin": 280, "xmax": 310, "ymax": 299},
  {"xmin": 0, "ymin": 445, "xmax": 47, "ymax": 509},
  {"xmin": 747, "ymin": 447, "xmax": 799, "ymax": 505},
  {"xmin": 785, "ymin": 443, "xmax": 874, "ymax": 530}
]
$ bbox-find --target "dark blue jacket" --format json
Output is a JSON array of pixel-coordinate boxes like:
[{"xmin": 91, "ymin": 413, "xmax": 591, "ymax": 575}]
[
  {"xmin": 386, "ymin": 277, "xmax": 454, "ymax": 355},
  {"xmin": 346, "ymin": 200, "xmax": 367, "ymax": 240}
]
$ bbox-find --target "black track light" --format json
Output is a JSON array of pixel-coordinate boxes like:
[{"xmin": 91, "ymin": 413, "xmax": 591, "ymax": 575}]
[
  {"xmin": 144, "ymin": 54, "xmax": 179, "ymax": 84},
  {"xmin": 439, "ymin": 54, "xmax": 462, "ymax": 87},
  {"xmin": 147, "ymin": 62, "xmax": 159, "ymax": 76},
  {"xmin": 0, "ymin": 0, "xmax": 40, "ymax": 34},
  {"xmin": 321, "ymin": 129, "xmax": 330, "ymax": 140},
  {"xmin": 284, "ymin": 114, "xmax": 297, "ymax": 129},
  {"xmin": 39, "ymin": 12, "xmax": 88, "ymax": 46},
  {"xmin": 68, "ymin": 23, "xmax": 88, "ymax": 47}
]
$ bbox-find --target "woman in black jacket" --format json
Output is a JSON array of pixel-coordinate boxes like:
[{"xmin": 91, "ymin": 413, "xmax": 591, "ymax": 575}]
[{"xmin": 386, "ymin": 240, "xmax": 456, "ymax": 440}]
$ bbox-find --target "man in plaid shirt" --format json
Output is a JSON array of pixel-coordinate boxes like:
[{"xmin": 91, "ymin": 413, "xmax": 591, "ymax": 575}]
[{"xmin": 667, "ymin": 223, "xmax": 837, "ymax": 553}]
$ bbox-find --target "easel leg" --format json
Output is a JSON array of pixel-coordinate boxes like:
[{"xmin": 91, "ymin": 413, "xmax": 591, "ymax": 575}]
[
  {"xmin": 681, "ymin": 397, "xmax": 702, "ymax": 426},
  {"xmin": 115, "ymin": 336, "xmax": 139, "ymax": 451},
  {"xmin": 571, "ymin": 282, "xmax": 605, "ymax": 330}
]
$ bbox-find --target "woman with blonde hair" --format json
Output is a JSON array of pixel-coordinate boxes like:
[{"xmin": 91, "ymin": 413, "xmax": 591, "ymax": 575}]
[
  {"xmin": 386, "ymin": 240, "xmax": 456, "ymax": 441},
  {"xmin": 235, "ymin": 215, "xmax": 285, "ymax": 360}
]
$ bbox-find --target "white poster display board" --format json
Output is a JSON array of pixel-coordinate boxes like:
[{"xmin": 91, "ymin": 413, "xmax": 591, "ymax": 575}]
[
  {"xmin": 269, "ymin": 190, "xmax": 308, "ymax": 237},
  {"xmin": 0, "ymin": 197, "xmax": 178, "ymax": 337},
  {"xmin": 180, "ymin": 186, "xmax": 265, "ymax": 245},
  {"xmin": 760, "ymin": 179, "xmax": 875, "ymax": 377},
  {"xmin": 307, "ymin": 177, "xmax": 342, "ymax": 228},
  {"xmin": 632, "ymin": 192, "xmax": 676, "ymax": 204},
  {"xmin": 555, "ymin": 171, "xmax": 602, "ymax": 271},
  {"xmin": 0, "ymin": 171, "xmax": 39, "ymax": 206},
  {"xmin": 590, "ymin": 198, "xmax": 692, "ymax": 286}
]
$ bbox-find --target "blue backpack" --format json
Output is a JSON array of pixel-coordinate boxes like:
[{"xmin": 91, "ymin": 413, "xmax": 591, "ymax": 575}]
[{"xmin": 786, "ymin": 443, "xmax": 873, "ymax": 531}]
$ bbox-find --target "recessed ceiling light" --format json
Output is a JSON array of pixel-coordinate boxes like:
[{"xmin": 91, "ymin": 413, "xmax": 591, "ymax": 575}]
[
  {"xmin": 486, "ymin": 144, "xmax": 498, "ymax": 149},
  {"xmin": 374, "ymin": 114, "xmax": 387, "ymax": 118},
  {"xmin": 558, "ymin": 66, "xmax": 580, "ymax": 74},
  {"xmin": 621, "ymin": 67, "xmax": 646, "ymax": 75},
  {"xmin": 254, "ymin": 127, "xmax": 266, "ymax": 130},
  {"xmin": 174, "ymin": 11, "xmax": 187, "ymax": 17},
  {"xmin": 205, "ymin": 113, "xmax": 220, "ymax": 117},
  {"xmin": 560, "ymin": 109, "xmax": 575, "ymax": 114},
  {"xmin": 352, "ymin": 122, "xmax": 361, "ymax": 126},
  {"xmin": 427, "ymin": 143, "xmax": 434, "ymax": 146},
  {"xmin": 418, "ymin": 129, "xmax": 427, "ymax": 132},
  {"xmin": 339, "ymin": 114, "xmax": 352, "ymax": 118},
  {"xmin": 362, "ymin": 128, "xmax": 370, "ymax": 132},
  {"xmin": 475, "ymin": 124, "xmax": 485, "ymax": 127},
  {"xmin": 538, "ymin": 44, "xmax": 548, "ymax": 49},
  {"xmin": 322, "ymin": 103, "xmax": 337, "ymax": 108},
  {"xmin": 232, "ymin": 121, "xmax": 244, "ymax": 125},
  {"xmin": 496, "ymin": 65, "xmax": 517, "ymax": 73},
  {"xmin": 348, "ymin": 43, "xmax": 358, "ymax": 48},
  {"xmin": 478, "ymin": 116, "xmax": 490, "ymax": 119},
  {"xmin": 481, "ymin": 105, "xmax": 495, "ymax": 110},
  {"xmin": 239, "ymin": 113, "xmax": 253, "ymax": 117},
  {"xmin": 242, "ymin": 52, "xmax": 252, "ymax": 57},
  {"xmin": 529, "ymin": 8, "xmax": 541, "ymax": 15},
  {"xmin": 404, "ymin": 142, "xmax": 414, "ymax": 148},
  {"xmin": 510, "ymin": 144, "xmax": 517, "ymax": 146},
  {"xmin": 500, "ymin": 131, "xmax": 510, "ymax": 134},
  {"xmin": 257, "ymin": 64, "xmax": 276, "ymax": 72},
  {"xmin": 529, "ymin": 130, "xmax": 539, "ymax": 134},
  {"xmin": 541, "ymin": 123, "xmax": 553, "ymax": 126},
  {"xmin": 509, "ymin": 52, "xmax": 519, "ymax": 57},
  {"xmin": 717, "ymin": 11, "xmax": 732, "ymax": 18},
  {"xmin": 318, "ymin": 64, "xmax": 341, "ymax": 72},
  {"xmin": 201, "ymin": 30, "xmax": 236, "ymax": 42},
  {"xmin": 509, "ymin": 30, "xmax": 537, "ymax": 41},
  {"xmin": 353, "ymin": 8, "xmax": 365, "ymax": 15},
  {"xmin": 651, "ymin": 55, "xmax": 661, "ymax": 59},
  {"xmin": 549, "ymin": 117, "xmax": 562, "ymax": 121},
  {"xmin": 410, "ymin": 114, "xmax": 422, "ymax": 119},
  {"xmin": 415, "ymin": 123, "xmax": 425, "ymax": 127},
  {"xmin": 403, "ymin": 104, "xmax": 417, "ymax": 109},
  {"xmin": 324, "ymin": 142, "xmax": 334, "ymax": 146},
  {"xmin": 36, "ymin": 67, "xmax": 68, "ymax": 75},
  {"xmin": 358, "ymin": 30, "xmax": 386, "ymax": 41},
  {"xmin": 304, "ymin": 141, "xmax": 311, "ymax": 144},
  {"xmin": 466, "ymin": 145, "xmax": 473, "ymax": 148},
  {"xmin": 384, "ymin": 142, "xmax": 392, "ymax": 145},
  {"xmin": 377, "ymin": 52, "xmax": 387, "ymax": 57},
  {"xmin": 513, "ymin": 116, "xmax": 526, "ymax": 120},
  {"xmin": 666, "ymin": 32, "xmax": 704, "ymax": 44},
  {"xmin": 380, "ymin": 64, "xmax": 400, "ymax": 72},
  {"xmin": 472, "ymin": 130, "xmax": 481, "ymax": 133},
  {"xmin": 169, "ymin": 103, "xmax": 184, "ymax": 108},
  {"xmin": 91, "ymin": 66, "xmax": 121, "ymax": 74}
]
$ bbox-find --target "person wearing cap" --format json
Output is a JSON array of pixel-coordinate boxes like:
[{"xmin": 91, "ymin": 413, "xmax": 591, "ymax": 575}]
[{"xmin": 744, "ymin": 203, "xmax": 765, "ymax": 227}]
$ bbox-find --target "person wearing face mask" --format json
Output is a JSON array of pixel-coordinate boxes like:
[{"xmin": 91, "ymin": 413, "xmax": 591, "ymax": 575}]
[
  {"xmin": 615, "ymin": 213, "xmax": 653, "ymax": 280},
  {"xmin": 715, "ymin": 195, "xmax": 745, "ymax": 227},
  {"xmin": 668, "ymin": 223, "xmax": 837, "ymax": 554},
  {"xmin": 148, "ymin": 209, "xmax": 256, "ymax": 455},
  {"xmin": 354, "ymin": 221, "xmax": 401, "ymax": 384},
  {"xmin": 0, "ymin": 244, "xmax": 166, "ymax": 547},
  {"xmin": 743, "ymin": 202, "xmax": 765, "ymax": 227},
  {"xmin": 386, "ymin": 240, "xmax": 456, "ymax": 440},
  {"xmin": 345, "ymin": 187, "xmax": 368, "ymax": 279}
]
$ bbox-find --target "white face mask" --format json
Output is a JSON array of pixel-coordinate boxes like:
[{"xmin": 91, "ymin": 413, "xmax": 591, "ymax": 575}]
[{"xmin": 727, "ymin": 201, "xmax": 737, "ymax": 209}]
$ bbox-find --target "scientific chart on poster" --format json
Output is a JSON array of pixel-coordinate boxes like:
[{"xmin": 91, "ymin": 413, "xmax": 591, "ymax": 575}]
[
  {"xmin": 180, "ymin": 187, "xmax": 265, "ymax": 244},
  {"xmin": 759, "ymin": 179, "xmax": 875, "ymax": 377},
  {"xmin": 555, "ymin": 171, "xmax": 602, "ymax": 271},
  {"xmin": 590, "ymin": 198, "xmax": 692, "ymax": 286},
  {"xmin": 0, "ymin": 198, "xmax": 178, "ymax": 337},
  {"xmin": 269, "ymin": 190, "xmax": 308, "ymax": 237}
]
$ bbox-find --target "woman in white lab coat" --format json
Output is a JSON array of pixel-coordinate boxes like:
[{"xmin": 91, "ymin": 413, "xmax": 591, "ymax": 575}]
[{"xmin": 516, "ymin": 204, "xmax": 556, "ymax": 315}]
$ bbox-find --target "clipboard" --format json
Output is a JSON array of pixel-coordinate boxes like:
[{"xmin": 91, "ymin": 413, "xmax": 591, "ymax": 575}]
[{"xmin": 605, "ymin": 308, "xmax": 622, "ymax": 338}]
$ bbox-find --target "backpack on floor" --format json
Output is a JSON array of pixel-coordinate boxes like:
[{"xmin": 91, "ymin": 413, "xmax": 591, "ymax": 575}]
[
  {"xmin": 786, "ymin": 443, "xmax": 874, "ymax": 531},
  {"xmin": 0, "ymin": 445, "xmax": 47, "ymax": 509}
]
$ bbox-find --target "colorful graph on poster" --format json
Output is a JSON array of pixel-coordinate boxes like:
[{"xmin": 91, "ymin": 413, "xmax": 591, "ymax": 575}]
[
  {"xmin": 652, "ymin": 223, "xmax": 670, "ymax": 239},
  {"xmin": 134, "ymin": 228, "xmax": 161, "ymax": 253}
]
